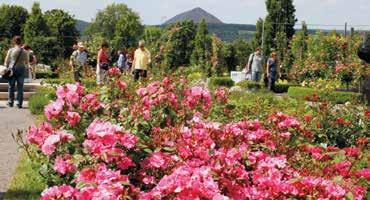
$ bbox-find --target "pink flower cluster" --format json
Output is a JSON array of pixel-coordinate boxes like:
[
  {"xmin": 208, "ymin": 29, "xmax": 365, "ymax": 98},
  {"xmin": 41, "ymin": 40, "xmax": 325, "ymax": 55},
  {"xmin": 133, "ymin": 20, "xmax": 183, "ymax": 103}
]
[
  {"xmin": 31, "ymin": 81, "xmax": 367, "ymax": 200},
  {"xmin": 135, "ymin": 78, "xmax": 178, "ymax": 120},
  {"xmin": 53, "ymin": 154, "xmax": 77, "ymax": 175},
  {"xmin": 182, "ymin": 86, "xmax": 212, "ymax": 110},
  {"xmin": 83, "ymin": 119, "xmax": 137, "ymax": 170},
  {"xmin": 27, "ymin": 123, "xmax": 74, "ymax": 156}
]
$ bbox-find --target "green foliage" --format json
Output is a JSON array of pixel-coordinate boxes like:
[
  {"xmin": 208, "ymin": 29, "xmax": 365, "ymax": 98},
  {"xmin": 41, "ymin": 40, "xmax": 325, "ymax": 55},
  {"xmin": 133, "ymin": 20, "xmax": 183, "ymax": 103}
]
[
  {"xmin": 266, "ymin": 0, "xmax": 297, "ymax": 40},
  {"xmin": 223, "ymin": 43, "xmax": 237, "ymax": 72},
  {"xmin": 35, "ymin": 71, "xmax": 59, "ymax": 79},
  {"xmin": 288, "ymin": 87, "xmax": 362, "ymax": 104},
  {"xmin": 24, "ymin": 2, "xmax": 50, "ymax": 43},
  {"xmin": 191, "ymin": 19, "xmax": 212, "ymax": 75},
  {"xmin": 163, "ymin": 20, "xmax": 197, "ymax": 70},
  {"xmin": 27, "ymin": 36, "xmax": 63, "ymax": 64},
  {"xmin": 236, "ymin": 80, "xmax": 263, "ymax": 90},
  {"xmin": 29, "ymin": 87, "xmax": 56, "ymax": 115},
  {"xmin": 44, "ymin": 9, "xmax": 79, "ymax": 57},
  {"xmin": 209, "ymin": 77, "xmax": 235, "ymax": 88},
  {"xmin": 86, "ymin": 3, "xmax": 144, "ymax": 49},
  {"xmin": 273, "ymin": 83, "xmax": 299, "ymax": 93},
  {"xmin": 232, "ymin": 38, "xmax": 252, "ymax": 68},
  {"xmin": 0, "ymin": 4, "xmax": 28, "ymax": 38},
  {"xmin": 3, "ymin": 153, "xmax": 45, "ymax": 200}
]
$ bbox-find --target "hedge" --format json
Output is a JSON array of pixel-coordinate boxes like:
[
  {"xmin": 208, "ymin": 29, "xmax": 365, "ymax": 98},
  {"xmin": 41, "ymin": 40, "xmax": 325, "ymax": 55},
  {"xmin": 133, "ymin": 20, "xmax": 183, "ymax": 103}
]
[
  {"xmin": 288, "ymin": 87, "xmax": 362, "ymax": 104},
  {"xmin": 35, "ymin": 72, "xmax": 59, "ymax": 79},
  {"xmin": 236, "ymin": 80, "xmax": 263, "ymax": 90},
  {"xmin": 209, "ymin": 77, "xmax": 235, "ymax": 88},
  {"xmin": 236, "ymin": 80, "xmax": 298, "ymax": 93}
]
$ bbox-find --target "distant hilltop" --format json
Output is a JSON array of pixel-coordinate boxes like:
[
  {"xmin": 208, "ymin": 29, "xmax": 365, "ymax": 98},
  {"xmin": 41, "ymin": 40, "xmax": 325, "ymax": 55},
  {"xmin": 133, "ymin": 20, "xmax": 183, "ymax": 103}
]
[{"xmin": 164, "ymin": 7, "xmax": 223, "ymax": 25}]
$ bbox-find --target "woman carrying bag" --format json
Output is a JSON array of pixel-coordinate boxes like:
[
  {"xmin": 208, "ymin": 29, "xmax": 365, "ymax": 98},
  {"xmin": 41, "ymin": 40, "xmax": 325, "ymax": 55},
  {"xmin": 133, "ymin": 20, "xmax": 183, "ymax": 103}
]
[{"xmin": 3, "ymin": 36, "xmax": 29, "ymax": 108}]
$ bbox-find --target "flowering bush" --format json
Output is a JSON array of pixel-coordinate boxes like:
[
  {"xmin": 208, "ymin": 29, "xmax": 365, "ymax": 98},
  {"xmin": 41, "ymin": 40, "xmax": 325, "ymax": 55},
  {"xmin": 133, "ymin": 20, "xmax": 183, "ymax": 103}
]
[{"xmin": 21, "ymin": 71, "xmax": 369, "ymax": 199}]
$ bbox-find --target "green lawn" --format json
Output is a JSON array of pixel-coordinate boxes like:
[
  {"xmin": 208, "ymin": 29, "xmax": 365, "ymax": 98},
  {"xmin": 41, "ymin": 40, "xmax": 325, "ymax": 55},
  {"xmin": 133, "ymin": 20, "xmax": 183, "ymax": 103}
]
[{"xmin": 3, "ymin": 152, "xmax": 45, "ymax": 200}]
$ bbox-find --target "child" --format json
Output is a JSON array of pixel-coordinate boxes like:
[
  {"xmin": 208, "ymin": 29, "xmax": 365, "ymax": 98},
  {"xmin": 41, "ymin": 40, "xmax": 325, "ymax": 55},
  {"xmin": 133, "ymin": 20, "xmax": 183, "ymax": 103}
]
[{"xmin": 125, "ymin": 53, "xmax": 133, "ymax": 75}]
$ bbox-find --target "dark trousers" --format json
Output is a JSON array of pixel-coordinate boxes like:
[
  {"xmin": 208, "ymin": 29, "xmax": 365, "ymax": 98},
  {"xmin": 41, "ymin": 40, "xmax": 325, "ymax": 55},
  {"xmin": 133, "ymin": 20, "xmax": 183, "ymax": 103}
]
[
  {"xmin": 8, "ymin": 66, "xmax": 25, "ymax": 106},
  {"xmin": 73, "ymin": 65, "xmax": 82, "ymax": 82},
  {"xmin": 134, "ymin": 69, "xmax": 147, "ymax": 81},
  {"xmin": 268, "ymin": 72, "xmax": 277, "ymax": 92}
]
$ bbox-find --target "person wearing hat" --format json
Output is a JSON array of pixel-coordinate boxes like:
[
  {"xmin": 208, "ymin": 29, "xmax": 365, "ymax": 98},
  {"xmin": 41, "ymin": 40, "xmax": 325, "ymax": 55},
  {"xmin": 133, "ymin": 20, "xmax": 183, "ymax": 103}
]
[
  {"xmin": 70, "ymin": 42, "xmax": 88, "ymax": 82},
  {"xmin": 132, "ymin": 40, "xmax": 151, "ymax": 81}
]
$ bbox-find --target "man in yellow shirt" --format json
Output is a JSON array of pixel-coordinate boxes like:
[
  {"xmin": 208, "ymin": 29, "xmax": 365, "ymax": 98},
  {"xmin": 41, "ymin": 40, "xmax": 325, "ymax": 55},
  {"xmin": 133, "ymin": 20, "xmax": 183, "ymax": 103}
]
[{"xmin": 133, "ymin": 40, "xmax": 151, "ymax": 81}]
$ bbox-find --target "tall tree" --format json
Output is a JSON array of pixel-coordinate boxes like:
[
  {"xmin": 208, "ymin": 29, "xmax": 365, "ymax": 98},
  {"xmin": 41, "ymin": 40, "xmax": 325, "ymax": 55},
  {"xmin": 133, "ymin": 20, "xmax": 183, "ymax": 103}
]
[
  {"xmin": 0, "ymin": 5, "xmax": 28, "ymax": 38},
  {"xmin": 163, "ymin": 20, "xmax": 197, "ymax": 70},
  {"xmin": 191, "ymin": 18, "xmax": 212, "ymax": 74},
  {"xmin": 86, "ymin": 3, "xmax": 144, "ymax": 49},
  {"xmin": 44, "ymin": 9, "xmax": 79, "ymax": 57},
  {"xmin": 265, "ymin": 0, "xmax": 297, "ymax": 41},
  {"xmin": 24, "ymin": 2, "xmax": 49, "ymax": 43},
  {"xmin": 233, "ymin": 38, "xmax": 252, "ymax": 68}
]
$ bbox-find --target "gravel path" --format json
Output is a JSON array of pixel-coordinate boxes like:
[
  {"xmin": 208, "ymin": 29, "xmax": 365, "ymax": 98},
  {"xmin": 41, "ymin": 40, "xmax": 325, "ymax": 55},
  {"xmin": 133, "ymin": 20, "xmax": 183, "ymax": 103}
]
[{"xmin": 0, "ymin": 101, "xmax": 33, "ymax": 199}]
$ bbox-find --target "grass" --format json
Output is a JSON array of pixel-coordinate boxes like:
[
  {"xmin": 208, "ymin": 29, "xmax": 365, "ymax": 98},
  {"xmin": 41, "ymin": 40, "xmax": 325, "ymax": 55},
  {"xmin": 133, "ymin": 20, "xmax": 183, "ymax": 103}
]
[{"xmin": 3, "ymin": 152, "xmax": 45, "ymax": 200}]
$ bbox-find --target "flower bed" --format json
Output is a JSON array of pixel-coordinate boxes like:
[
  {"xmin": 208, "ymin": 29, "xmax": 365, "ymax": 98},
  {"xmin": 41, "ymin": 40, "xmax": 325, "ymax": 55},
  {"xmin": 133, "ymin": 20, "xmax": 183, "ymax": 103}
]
[{"xmin": 19, "ymin": 68, "xmax": 369, "ymax": 199}]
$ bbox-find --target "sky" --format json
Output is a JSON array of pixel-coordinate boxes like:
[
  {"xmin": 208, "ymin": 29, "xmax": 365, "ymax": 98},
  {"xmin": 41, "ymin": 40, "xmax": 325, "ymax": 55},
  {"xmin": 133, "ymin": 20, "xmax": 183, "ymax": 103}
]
[{"xmin": 3, "ymin": 0, "xmax": 370, "ymax": 30}]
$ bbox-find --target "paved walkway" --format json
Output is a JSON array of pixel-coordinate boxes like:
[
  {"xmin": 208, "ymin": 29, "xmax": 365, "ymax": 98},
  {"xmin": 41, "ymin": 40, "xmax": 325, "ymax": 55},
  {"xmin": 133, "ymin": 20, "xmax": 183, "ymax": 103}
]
[{"xmin": 0, "ymin": 101, "xmax": 33, "ymax": 199}]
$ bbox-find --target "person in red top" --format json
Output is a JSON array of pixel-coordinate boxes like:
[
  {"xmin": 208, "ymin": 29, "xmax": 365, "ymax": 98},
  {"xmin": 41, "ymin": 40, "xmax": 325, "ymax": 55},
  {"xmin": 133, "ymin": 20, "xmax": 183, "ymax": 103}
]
[{"xmin": 96, "ymin": 41, "xmax": 110, "ymax": 85}]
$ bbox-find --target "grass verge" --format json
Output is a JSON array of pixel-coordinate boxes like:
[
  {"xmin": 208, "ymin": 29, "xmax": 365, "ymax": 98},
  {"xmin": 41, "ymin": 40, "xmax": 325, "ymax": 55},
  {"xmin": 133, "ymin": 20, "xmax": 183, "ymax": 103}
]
[{"xmin": 3, "ymin": 152, "xmax": 45, "ymax": 200}]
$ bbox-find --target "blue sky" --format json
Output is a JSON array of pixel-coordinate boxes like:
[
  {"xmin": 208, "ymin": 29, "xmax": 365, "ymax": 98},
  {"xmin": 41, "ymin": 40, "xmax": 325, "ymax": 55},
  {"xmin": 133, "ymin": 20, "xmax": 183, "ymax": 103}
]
[{"xmin": 3, "ymin": 0, "xmax": 370, "ymax": 29}]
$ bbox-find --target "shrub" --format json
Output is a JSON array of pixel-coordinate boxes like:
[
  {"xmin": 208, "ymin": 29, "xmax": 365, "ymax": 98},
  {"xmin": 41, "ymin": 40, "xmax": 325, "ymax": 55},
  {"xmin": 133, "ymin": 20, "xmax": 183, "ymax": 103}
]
[
  {"xmin": 274, "ymin": 83, "xmax": 300, "ymax": 93},
  {"xmin": 236, "ymin": 80, "xmax": 263, "ymax": 90},
  {"xmin": 14, "ymin": 70, "xmax": 369, "ymax": 199},
  {"xmin": 35, "ymin": 72, "xmax": 59, "ymax": 79},
  {"xmin": 209, "ymin": 77, "xmax": 235, "ymax": 88},
  {"xmin": 288, "ymin": 87, "xmax": 362, "ymax": 104}
]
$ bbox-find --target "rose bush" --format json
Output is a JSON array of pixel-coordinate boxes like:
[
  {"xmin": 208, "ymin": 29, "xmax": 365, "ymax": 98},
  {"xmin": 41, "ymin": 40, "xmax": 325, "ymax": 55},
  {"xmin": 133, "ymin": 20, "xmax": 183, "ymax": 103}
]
[{"xmin": 21, "ymin": 68, "xmax": 368, "ymax": 199}]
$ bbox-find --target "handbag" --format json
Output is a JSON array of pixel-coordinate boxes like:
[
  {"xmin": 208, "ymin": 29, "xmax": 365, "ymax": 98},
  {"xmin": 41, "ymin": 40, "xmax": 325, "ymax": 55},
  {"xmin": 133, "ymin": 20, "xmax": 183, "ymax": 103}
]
[{"xmin": 1, "ymin": 48, "xmax": 23, "ymax": 79}]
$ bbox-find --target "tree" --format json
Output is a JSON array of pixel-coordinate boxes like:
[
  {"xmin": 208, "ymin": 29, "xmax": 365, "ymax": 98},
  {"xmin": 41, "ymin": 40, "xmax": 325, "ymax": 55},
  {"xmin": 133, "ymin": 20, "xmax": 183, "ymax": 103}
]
[
  {"xmin": 223, "ymin": 43, "xmax": 237, "ymax": 72},
  {"xmin": 233, "ymin": 38, "xmax": 252, "ymax": 68},
  {"xmin": 86, "ymin": 3, "xmax": 144, "ymax": 49},
  {"xmin": 0, "ymin": 5, "xmax": 28, "ymax": 38},
  {"xmin": 191, "ymin": 19, "xmax": 212, "ymax": 74},
  {"xmin": 210, "ymin": 35, "xmax": 224, "ymax": 76},
  {"xmin": 163, "ymin": 20, "xmax": 197, "ymax": 70},
  {"xmin": 143, "ymin": 26, "xmax": 164, "ymax": 52},
  {"xmin": 24, "ymin": 2, "xmax": 50, "ymax": 43},
  {"xmin": 252, "ymin": 18, "xmax": 264, "ymax": 51},
  {"xmin": 44, "ymin": 9, "xmax": 79, "ymax": 57},
  {"xmin": 265, "ymin": 0, "xmax": 297, "ymax": 41}
]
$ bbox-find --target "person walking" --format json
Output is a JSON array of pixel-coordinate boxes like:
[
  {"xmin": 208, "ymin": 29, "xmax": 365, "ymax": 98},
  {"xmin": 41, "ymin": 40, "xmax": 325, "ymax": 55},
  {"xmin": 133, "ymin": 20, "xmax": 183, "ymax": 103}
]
[
  {"xmin": 70, "ymin": 42, "xmax": 88, "ymax": 82},
  {"xmin": 23, "ymin": 45, "xmax": 37, "ymax": 80},
  {"xmin": 3, "ymin": 36, "xmax": 29, "ymax": 108},
  {"xmin": 96, "ymin": 41, "xmax": 110, "ymax": 85},
  {"xmin": 117, "ymin": 50, "xmax": 126, "ymax": 74},
  {"xmin": 266, "ymin": 52, "xmax": 280, "ymax": 92},
  {"xmin": 132, "ymin": 40, "xmax": 151, "ymax": 81},
  {"xmin": 246, "ymin": 47, "xmax": 263, "ymax": 82}
]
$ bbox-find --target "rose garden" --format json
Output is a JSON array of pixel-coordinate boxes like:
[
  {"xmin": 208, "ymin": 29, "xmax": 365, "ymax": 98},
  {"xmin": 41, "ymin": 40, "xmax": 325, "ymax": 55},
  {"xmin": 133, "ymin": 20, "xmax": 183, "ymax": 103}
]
[{"xmin": 0, "ymin": 1, "xmax": 369, "ymax": 200}]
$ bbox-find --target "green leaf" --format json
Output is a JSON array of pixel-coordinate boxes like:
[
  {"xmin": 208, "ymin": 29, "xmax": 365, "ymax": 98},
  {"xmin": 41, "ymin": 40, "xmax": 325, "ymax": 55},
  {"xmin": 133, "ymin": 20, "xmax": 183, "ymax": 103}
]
[
  {"xmin": 76, "ymin": 181, "xmax": 87, "ymax": 189},
  {"xmin": 143, "ymin": 148, "xmax": 153, "ymax": 154},
  {"xmin": 345, "ymin": 192, "xmax": 354, "ymax": 200}
]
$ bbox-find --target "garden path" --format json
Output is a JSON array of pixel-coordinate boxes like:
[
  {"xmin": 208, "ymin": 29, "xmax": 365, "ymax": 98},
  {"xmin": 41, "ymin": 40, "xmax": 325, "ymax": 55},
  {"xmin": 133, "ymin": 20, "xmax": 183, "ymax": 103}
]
[{"xmin": 0, "ymin": 101, "xmax": 33, "ymax": 200}]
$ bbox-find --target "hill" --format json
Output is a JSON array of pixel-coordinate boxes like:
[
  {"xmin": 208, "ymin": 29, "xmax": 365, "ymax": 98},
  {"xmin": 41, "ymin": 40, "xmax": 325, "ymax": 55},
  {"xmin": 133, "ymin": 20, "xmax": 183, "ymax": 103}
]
[
  {"xmin": 164, "ymin": 7, "xmax": 223, "ymax": 25},
  {"xmin": 75, "ymin": 19, "xmax": 90, "ymax": 35}
]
